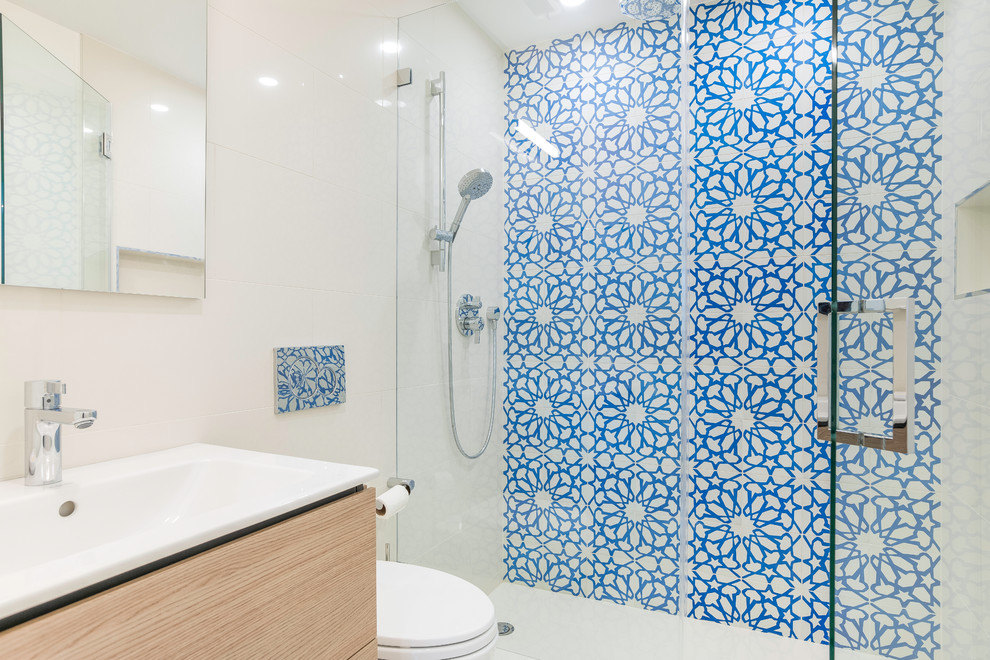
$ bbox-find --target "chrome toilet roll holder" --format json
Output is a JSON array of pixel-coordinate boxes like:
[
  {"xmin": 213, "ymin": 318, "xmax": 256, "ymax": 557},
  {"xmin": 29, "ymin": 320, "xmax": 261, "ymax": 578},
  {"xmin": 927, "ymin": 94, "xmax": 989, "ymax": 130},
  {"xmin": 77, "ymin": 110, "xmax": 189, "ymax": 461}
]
[{"xmin": 386, "ymin": 477, "xmax": 415, "ymax": 494}]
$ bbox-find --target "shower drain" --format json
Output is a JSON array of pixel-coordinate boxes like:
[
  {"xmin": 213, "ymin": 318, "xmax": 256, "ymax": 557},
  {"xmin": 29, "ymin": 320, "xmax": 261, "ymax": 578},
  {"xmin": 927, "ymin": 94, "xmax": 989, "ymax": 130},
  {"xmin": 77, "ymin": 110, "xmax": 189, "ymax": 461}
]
[{"xmin": 497, "ymin": 621, "xmax": 515, "ymax": 636}]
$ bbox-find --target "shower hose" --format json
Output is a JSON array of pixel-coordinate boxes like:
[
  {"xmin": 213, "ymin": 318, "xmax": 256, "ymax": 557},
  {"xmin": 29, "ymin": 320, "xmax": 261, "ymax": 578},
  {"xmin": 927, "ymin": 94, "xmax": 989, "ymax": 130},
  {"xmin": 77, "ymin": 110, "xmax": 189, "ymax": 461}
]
[{"xmin": 446, "ymin": 244, "xmax": 498, "ymax": 459}]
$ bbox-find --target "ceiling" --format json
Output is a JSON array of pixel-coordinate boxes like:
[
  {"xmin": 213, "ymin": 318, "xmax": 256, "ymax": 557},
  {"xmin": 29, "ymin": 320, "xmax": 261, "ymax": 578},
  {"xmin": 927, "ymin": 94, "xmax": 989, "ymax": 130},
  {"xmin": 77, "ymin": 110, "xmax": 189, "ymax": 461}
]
[
  {"xmin": 10, "ymin": 0, "xmax": 205, "ymax": 87},
  {"xmin": 457, "ymin": 0, "xmax": 630, "ymax": 52}
]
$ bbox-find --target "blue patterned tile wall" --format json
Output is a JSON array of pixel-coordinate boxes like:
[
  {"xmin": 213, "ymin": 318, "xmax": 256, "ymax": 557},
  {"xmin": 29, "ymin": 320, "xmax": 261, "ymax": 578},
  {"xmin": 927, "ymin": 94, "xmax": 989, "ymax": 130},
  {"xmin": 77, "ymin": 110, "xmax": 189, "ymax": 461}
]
[
  {"xmin": 834, "ymin": 0, "xmax": 943, "ymax": 655},
  {"xmin": 687, "ymin": 0, "xmax": 833, "ymax": 643},
  {"xmin": 503, "ymin": 0, "xmax": 942, "ymax": 654},
  {"xmin": 274, "ymin": 345, "xmax": 346, "ymax": 414},
  {"xmin": 504, "ymin": 19, "xmax": 684, "ymax": 614}
]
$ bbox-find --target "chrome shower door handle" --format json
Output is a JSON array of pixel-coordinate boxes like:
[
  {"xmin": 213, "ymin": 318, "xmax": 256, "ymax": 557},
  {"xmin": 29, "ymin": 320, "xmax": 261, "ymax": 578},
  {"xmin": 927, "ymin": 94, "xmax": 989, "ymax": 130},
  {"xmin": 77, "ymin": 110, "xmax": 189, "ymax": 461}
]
[{"xmin": 816, "ymin": 298, "xmax": 915, "ymax": 454}]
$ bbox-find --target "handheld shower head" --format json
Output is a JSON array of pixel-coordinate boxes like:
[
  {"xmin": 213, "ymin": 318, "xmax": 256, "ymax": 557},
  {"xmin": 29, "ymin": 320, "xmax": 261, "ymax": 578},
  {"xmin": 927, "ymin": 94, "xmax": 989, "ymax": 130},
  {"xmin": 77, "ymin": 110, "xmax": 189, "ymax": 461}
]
[
  {"xmin": 458, "ymin": 168, "xmax": 493, "ymax": 200},
  {"xmin": 449, "ymin": 168, "xmax": 493, "ymax": 239}
]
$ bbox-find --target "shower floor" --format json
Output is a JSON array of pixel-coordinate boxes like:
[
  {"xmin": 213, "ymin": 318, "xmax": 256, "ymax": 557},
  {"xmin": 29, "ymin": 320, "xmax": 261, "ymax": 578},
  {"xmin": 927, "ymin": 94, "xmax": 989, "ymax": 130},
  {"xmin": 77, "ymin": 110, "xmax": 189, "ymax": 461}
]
[{"xmin": 489, "ymin": 583, "xmax": 884, "ymax": 660}]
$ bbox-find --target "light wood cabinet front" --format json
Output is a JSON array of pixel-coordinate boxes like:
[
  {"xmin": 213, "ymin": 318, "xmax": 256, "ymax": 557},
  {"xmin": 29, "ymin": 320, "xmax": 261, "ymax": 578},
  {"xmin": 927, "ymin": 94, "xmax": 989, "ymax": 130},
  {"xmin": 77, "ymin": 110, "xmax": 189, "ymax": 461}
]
[{"xmin": 0, "ymin": 488, "xmax": 377, "ymax": 659}]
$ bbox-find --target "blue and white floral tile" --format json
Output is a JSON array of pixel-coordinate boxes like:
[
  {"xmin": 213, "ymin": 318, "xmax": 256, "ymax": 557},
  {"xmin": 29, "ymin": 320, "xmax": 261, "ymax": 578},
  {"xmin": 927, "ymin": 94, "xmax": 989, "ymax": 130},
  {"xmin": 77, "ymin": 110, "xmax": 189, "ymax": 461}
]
[
  {"xmin": 837, "ymin": 0, "xmax": 941, "ymax": 137},
  {"xmin": 506, "ymin": 452, "xmax": 586, "ymax": 541},
  {"xmin": 592, "ymin": 268, "xmax": 682, "ymax": 360},
  {"xmin": 691, "ymin": 156, "xmax": 799, "ymax": 258},
  {"xmin": 833, "ymin": 484, "xmax": 940, "ymax": 658},
  {"xmin": 594, "ymin": 176, "xmax": 682, "ymax": 259},
  {"xmin": 504, "ymin": 529, "xmax": 594, "ymax": 598},
  {"xmin": 590, "ymin": 542, "xmax": 681, "ymax": 613},
  {"xmin": 274, "ymin": 345, "xmax": 345, "ymax": 414},
  {"xmin": 505, "ymin": 271, "xmax": 587, "ymax": 358},
  {"xmin": 504, "ymin": 365, "xmax": 587, "ymax": 450},
  {"xmin": 837, "ymin": 65, "xmax": 940, "ymax": 139},
  {"xmin": 689, "ymin": 257, "xmax": 827, "ymax": 366},
  {"xmin": 505, "ymin": 180, "xmax": 586, "ymax": 266},
  {"xmin": 835, "ymin": 249, "xmax": 943, "ymax": 372},
  {"xmin": 835, "ymin": 369, "xmax": 942, "ymax": 493},
  {"xmin": 837, "ymin": 135, "xmax": 942, "ymax": 251},
  {"xmin": 594, "ymin": 79, "xmax": 681, "ymax": 159},
  {"xmin": 691, "ymin": 0, "xmax": 808, "ymax": 49},
  {"xmin": 686, "ymin": 469, "xmax": 830, "ymax": 641},
  {"xmin": 592, "ymin": 369, "xmax": 681, "ymax": 461},
  {"xmin": 691, "ymin": 49, "xmax": 800, "ymax": 151},
  {"xmin": 689, "ymin": 367, "xmax": 824, "ymax": 476}
]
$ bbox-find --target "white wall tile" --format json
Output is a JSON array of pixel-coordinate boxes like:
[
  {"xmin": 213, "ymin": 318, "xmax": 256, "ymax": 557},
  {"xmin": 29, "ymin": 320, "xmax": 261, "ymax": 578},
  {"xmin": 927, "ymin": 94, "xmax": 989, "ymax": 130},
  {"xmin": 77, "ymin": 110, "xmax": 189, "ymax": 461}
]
[
  {"xmin": 207, "ymin": 9, "xmax": 317, "ymax": 174},
  {"xmin": 313, "ymin": 74, "xmax": 396, "ymax": 201},
  {"xmin": 209, "ymin": 0, "xmax": 393, "ymax": 104}
]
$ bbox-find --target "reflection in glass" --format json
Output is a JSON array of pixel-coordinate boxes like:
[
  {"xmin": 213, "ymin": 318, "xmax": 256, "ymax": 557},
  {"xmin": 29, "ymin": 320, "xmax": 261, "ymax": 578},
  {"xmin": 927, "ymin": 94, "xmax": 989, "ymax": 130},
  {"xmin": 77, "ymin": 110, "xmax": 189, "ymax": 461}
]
[{"xmin": 0, "ymin": 15, "xmax": 110, "ymax": 290}]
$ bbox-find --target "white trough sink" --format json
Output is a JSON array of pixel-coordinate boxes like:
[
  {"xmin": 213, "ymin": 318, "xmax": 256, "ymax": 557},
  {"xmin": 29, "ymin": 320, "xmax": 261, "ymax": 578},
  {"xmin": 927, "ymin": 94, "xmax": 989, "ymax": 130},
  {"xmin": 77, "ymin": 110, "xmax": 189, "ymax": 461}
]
[{"xmin": 0, "ymin": 443, "xmax": 377, "ymax": 623}]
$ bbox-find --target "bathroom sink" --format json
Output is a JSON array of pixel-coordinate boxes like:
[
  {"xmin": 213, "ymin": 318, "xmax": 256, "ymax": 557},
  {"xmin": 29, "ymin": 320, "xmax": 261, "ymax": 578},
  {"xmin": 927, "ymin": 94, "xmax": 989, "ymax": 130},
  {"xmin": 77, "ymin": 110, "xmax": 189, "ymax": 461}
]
[{"xmin": 0, "ymin": 443, "xmax": 377, "ymax": 624}]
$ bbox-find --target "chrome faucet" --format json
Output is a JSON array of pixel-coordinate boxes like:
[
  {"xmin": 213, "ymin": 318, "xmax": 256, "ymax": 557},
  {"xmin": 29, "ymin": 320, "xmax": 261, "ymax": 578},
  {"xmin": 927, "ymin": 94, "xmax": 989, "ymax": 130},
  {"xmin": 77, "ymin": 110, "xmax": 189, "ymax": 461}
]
[{"xmin": 24, "ymin": 380, "xmax": 97, "ymax": 486}]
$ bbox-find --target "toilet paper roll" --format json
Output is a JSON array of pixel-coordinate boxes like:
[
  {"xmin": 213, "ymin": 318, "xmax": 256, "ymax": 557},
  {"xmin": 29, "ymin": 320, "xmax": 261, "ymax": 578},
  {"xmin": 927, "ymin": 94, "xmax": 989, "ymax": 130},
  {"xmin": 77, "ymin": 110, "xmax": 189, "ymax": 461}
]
[{"xmin": 376, "ymin": 484, "xmax": 410, "ymax": 519}]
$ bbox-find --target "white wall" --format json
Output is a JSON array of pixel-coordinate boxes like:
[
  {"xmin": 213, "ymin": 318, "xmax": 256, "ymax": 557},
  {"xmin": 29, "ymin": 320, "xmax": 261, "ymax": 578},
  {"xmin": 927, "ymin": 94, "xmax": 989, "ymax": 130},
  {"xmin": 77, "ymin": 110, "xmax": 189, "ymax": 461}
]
[
  {"xmin": 0, "ymin": 0, "xmax": 401, "ymax": 557},
  {"xmin": 394, "ymin": 3, "xmax": 508, "ymax": 592},
  {"xmin": 940, "ymin": 0, "xmax": 990, "ymax": 655},
  {"xmin": 0, "ymin": 0, "xmax": 80, "ymax": 72}
]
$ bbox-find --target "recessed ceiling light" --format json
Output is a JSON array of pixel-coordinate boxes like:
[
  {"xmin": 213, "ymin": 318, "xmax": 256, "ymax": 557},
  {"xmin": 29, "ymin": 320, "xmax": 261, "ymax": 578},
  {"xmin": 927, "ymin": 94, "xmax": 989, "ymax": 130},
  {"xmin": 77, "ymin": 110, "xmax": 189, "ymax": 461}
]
[
  {"xmin": 258, "ymin": 76, "xmax": 279, "ymax": 87},
  {"xmin": 150, "ymin": 104, "xmax": 169, "ymax": 112},
  {"xmin": 560, "ymin": 0, "xmax": 587, "ymax": 7}
]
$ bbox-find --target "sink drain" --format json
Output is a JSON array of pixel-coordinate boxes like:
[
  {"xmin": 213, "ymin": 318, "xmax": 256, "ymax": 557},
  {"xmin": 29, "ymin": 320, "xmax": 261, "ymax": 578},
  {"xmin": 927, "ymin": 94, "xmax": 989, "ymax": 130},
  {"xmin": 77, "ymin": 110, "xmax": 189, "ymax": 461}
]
[
  {"xmin": 58, "ymin": 501, "xmax": 76, "ymax": 517},
  {"xmin": 497, "ymin": 621, "xmax": 514, "ymax": 636}
]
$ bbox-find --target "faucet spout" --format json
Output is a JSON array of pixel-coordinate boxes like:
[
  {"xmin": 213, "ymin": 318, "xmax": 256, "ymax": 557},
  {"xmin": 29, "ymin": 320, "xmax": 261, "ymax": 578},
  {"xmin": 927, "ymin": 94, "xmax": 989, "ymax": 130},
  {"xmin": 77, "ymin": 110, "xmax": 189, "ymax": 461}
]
[
  {"xmin": 24, "ymin": 381, "xmax": 97, "ymax": 486},
  {"xmin": 38, "ymin": 408, "xmax": 98, "ymax": 429}
]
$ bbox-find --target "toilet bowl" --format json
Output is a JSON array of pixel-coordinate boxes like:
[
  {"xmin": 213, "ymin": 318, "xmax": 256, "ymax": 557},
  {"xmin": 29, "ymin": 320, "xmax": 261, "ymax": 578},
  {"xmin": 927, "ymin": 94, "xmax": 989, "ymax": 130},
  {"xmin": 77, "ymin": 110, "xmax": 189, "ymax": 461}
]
[{"xmin": 377, "ymin": 561, "xmax": 498, "ymax": 660}]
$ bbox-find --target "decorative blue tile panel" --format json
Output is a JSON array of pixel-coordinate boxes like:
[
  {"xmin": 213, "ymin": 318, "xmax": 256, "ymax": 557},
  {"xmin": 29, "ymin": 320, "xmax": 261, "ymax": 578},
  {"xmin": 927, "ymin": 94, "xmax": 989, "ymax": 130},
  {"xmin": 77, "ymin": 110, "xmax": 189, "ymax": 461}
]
[
  {"xmin": 620, "ymin": 0, "xmax": 679, "ymax": 21},
  {"xmin": 274, "ymin": 346, "xmax": 345, "ymax": 414},
  {"xmin": 837, "ymin": 136, "xmax": 941, "ymax": 252},
  {"xmin": 687, "ymin": 468, "xmax": 830, "ymax": 641},
  {"xmin": 504, "ymin": 16, "xmax": 685, "ymax": 611},
  {"xmin": 594, "ymin": 267, "xmax": 682, "ymax": 359},
  {"xmin": 690, "ymin": 367, "xmax": 825, "ymax": 474},
  {"xmin": 502, "ymin": 0, "xmax": 942, "ymax": 653},
  {"xmin": 690, "ymin": 256, "xmax": 828, "ymax": 368},
  {"xmin": 833, "ymin": 485, "xmax": 939, "ymax": 658},
  {"xmin": 505, "ymin": 365, "xmax": 586, "ymax": 450},
  {"xmin": 594, "ymin": 369, "xmax": 682, "ymax": 460},
  {"xmin": 506, "ymin": 182, "xmax": 585, "ymax": 266},
  {"xmin": 595, "ymin": 177, "xmax": 682, "ymax": 259},
  {"xmin": 834, "ymin": 0, "xmax": 943, "ymax": 655},
  {"xmin": 687, "ymin": 0, "xmax": 831, "ymax": 647},
  {"xmin": 505, "ymin": 271, "xmax": 586, "ymax": 357}
]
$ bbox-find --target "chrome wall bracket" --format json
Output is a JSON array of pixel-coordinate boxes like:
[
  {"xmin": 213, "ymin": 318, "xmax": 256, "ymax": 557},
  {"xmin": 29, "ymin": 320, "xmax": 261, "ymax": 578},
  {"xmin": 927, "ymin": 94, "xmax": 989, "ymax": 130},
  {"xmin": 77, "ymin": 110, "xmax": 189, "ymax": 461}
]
[
  {"xmin": 429, "ymin": 227, "xmax": 453, "ymax": 268},
  {"xmin": 386, "ymin": 477, "xmax": 416, "ymax": 494},
  {"xmin": 816, "ymin": 298, "xmax": 915, "ymax": 454},
  {"xmin": 99, "ymin": 132, "xmax": 112, "ymax": 159}
]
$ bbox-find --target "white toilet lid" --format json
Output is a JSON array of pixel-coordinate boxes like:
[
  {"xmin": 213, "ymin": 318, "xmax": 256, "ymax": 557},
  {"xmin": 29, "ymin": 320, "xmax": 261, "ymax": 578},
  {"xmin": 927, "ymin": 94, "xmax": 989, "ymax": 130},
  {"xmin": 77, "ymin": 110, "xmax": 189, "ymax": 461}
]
[{"xmin": 377, "ymin": 561, "xmax": 496, "ymax": 649}]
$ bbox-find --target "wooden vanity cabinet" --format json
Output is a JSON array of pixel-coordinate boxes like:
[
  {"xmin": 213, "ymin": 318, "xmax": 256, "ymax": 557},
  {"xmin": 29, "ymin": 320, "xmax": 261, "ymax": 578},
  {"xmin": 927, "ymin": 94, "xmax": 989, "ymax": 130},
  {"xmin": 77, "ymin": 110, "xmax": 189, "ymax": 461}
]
[{"xmin": 0, "ymin": 487, "xmax": 378, "ymax": 659}]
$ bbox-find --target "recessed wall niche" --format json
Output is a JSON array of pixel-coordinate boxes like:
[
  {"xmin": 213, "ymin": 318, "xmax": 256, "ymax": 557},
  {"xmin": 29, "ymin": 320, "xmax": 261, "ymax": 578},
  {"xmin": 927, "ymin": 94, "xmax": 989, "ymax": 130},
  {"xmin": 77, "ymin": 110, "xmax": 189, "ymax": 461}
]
[{"xmin": 956, "ymin": 181, "xmax": 990, "ymax": 297}]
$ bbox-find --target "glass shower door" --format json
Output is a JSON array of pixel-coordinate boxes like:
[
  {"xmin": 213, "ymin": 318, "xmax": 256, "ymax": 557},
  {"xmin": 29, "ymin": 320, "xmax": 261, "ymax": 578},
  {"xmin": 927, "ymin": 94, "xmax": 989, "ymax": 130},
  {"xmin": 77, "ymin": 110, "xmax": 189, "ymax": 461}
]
[{"xmin": 828, "ymin": 0, "xmax": 944, "ymax": 656}]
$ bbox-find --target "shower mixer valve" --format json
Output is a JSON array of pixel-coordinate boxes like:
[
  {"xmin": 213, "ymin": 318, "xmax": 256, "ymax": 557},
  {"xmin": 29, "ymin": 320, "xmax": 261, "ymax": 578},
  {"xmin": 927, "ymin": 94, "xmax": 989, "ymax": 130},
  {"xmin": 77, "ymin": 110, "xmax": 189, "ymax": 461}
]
[{"xmin": 457, "ymin": 294, "xmax": 486, "ymax": 343}]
